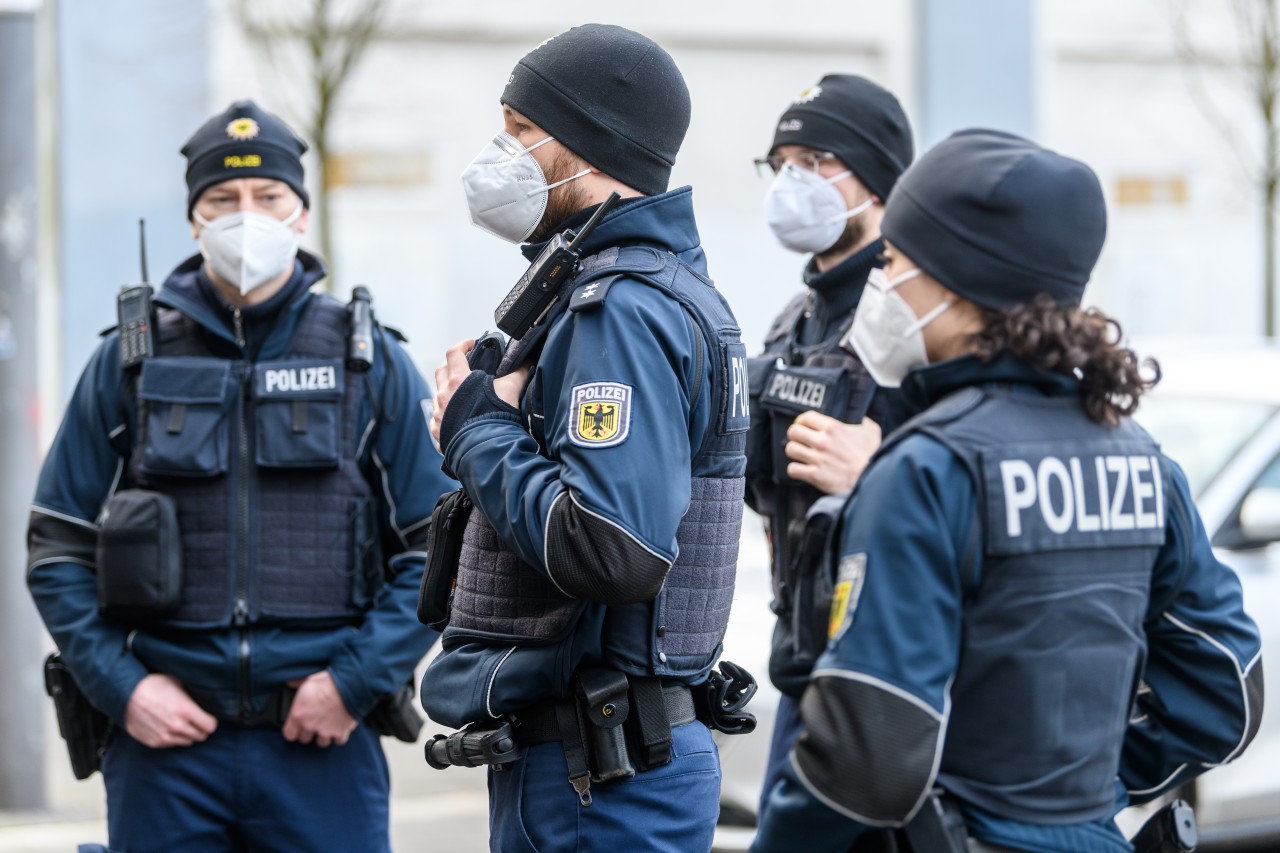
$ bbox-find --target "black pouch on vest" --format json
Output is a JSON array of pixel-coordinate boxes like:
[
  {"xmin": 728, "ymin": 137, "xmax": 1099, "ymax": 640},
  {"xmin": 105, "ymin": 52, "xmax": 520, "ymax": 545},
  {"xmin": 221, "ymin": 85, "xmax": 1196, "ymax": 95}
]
[
  {"xmin": 95, "ymin": 489, "xmax": 183, "ymax": 622},
  {"xmin": 417, "ymin": 488, "xmax": 473, "ymax": 630},
  {"xmin": 575, "ymin": 667, "xmax": 635, "ymax": 784},
  {"xmin": 757, "ymin": 364, "xmax": 854, "ymax": 483}
]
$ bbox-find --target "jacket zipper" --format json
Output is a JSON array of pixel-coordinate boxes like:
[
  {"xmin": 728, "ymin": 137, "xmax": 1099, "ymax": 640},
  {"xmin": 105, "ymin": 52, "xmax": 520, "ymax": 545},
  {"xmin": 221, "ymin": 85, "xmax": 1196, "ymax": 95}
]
[{"xmin": 234, "ymin": 314, "xmax": 251, "ymax": 722}]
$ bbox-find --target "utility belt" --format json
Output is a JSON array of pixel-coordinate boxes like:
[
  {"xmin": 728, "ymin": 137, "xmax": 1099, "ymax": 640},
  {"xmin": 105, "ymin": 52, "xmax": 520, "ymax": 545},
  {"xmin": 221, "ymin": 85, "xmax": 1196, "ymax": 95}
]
[
  {"xmin": 193, "ymin": 679, "xmax": 424, "ymax": 742},
  {"xmin": 425, "ymin": 662, "xmax": 757, "ymax": 807},
  {"xmin": 886, "ymin": 790, "xmax": 1196, "ymax": 853}
]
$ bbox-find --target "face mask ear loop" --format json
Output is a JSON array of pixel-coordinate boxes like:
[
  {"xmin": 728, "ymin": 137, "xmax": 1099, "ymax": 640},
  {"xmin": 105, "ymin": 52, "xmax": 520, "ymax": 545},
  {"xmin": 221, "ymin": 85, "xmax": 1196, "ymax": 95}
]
[
  {"xmin": 282, "ymin": 203, "xmax": 304, "ymax": 227},
  {"xmin": 527, "ymin": 167, "xmax": 591, "ymax": 198},
  {"xmin": 824, "ymin": 195, "xmax": 874, "ymax": 226},
  {"xmin": 903, "ymin": 298, "xmax": 953, "ymax": 337}
]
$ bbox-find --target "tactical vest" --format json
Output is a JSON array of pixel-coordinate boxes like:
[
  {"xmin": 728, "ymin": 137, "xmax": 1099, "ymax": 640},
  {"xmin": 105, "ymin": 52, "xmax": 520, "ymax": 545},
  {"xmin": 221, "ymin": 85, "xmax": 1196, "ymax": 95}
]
[
  {"xmin": 746, "ymin": 293, "xmax": 878, "ymax": 696},
  {"xmin": 126, "ymin": 296, "xmax": 381, "ymax": 628},
  {"xmin": 446, "ymin": 246, "xmax": 748, "ymax": 681},
  {"xmin": 882, "ymin": 383, "xmax": 1164, "ymax": 823}
]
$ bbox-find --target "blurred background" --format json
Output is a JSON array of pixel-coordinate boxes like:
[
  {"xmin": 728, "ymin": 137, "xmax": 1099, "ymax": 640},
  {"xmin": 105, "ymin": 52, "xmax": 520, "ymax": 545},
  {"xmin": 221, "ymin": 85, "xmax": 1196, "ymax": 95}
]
[{"xmin": 2, "ymin": 0, "xmax": 1277, "ymax": 850}]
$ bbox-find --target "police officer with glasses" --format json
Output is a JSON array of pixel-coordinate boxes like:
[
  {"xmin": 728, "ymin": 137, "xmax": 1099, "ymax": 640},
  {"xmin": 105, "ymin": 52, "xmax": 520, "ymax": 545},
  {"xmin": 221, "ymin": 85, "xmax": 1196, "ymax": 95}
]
[
  {"xmin": 752, "ymin": 129, "xmax": 1264, "ymax": 853},
  {"xmin": 746, "ymin": 74, "xmax": 916, "ymax": 816},
  {"xmin": 27, "ymin": 100, "xmax": 453, "ymax": 853}
]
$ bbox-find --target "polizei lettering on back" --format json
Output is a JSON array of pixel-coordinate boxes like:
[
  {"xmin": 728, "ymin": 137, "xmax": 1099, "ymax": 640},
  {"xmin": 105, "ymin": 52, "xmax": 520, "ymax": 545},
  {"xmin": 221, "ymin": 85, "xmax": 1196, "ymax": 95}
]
[
  {"xmin": 764, "ymin": 370, "xmax": 828, "ymax": 410},
  {"xmin": 986, "ymin": 450, "xmax": 1167, "ymax": 553},
  {"xmin": 264, "ymin": 365, "xmax": 338, "ymax": 394}
]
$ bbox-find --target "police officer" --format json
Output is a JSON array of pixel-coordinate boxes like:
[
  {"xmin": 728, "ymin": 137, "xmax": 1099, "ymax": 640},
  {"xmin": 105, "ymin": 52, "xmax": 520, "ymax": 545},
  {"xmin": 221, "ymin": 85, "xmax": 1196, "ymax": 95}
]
[
  {"xmin": 26, "ymin": 101, "xmax": 454, "ymax": 852},
  {"xmin": 422, "ymin": 24, "xmax": 750, "ymax": 853},
  {"xmin": 747, "ymin": 74, "xmax": 915, "ymax": 812},
  {"xmin": 752, "ymin": 130, "xmax": 1264, "ymax": 853}
]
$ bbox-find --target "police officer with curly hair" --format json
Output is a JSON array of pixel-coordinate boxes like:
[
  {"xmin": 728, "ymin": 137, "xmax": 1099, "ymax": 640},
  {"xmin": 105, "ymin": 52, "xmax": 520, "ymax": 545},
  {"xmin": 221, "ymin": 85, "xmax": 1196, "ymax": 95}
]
[
  {"xmin": 27, "ymin": 101, "xmax": 453, "ymax": 852},
  {"xmin": 752, "ymin": 130, "xmax": 1264, "ymax": 852},
  {"xmin": 423, "ymin": 23, "xmax": 751, "ymax": 853}
]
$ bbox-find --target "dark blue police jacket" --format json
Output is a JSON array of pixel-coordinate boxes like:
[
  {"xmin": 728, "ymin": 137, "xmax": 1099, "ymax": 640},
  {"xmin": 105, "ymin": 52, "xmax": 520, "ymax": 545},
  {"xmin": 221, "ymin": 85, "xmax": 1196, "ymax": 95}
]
[
  {"xmin": 27, "ymin": 251, "xmax": 453, "ymax": 724},
  {"xmin": 422, "ymin": 187, "xmax": 750, "ymax": 727},
  {"xmin": 752, "ymin": 352, "xmax": 1264, "ymax": 853}
]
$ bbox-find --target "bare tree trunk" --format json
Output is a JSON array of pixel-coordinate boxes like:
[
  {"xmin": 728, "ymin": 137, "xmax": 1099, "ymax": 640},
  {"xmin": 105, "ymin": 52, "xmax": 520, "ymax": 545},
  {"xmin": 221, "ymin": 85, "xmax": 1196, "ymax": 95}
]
[{"xmin": 1264, "ymin": 0, "xmax": 1279, "ymax": 337}]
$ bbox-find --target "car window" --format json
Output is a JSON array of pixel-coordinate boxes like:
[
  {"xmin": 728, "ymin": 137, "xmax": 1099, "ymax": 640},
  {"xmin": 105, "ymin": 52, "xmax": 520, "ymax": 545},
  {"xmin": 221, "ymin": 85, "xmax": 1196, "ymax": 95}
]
[{"xmin": 1136, "ymin": 397, "xmax": 1276, "ymax": 497}]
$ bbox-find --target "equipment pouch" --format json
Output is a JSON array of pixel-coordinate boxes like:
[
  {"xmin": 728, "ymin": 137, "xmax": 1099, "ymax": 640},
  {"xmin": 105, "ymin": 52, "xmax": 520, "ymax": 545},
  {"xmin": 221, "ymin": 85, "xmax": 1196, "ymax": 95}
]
[
  {"xmin": 575, "ymin": 667, "xmax": 635, "ymax": 784},
  {"xmin": 43, "ymin": 653, "xmax": 112, "ymax": 780},
  {"xmin": 95, "ymin": 489, "xmax": 183, "ymax": 622},
  {"xmin": 417, "ymin": 488, "xmax": 473, "ymax": 630},
  {"xmin": 366, "ymin": 679, "xmax": 425, "ymax": 743}
]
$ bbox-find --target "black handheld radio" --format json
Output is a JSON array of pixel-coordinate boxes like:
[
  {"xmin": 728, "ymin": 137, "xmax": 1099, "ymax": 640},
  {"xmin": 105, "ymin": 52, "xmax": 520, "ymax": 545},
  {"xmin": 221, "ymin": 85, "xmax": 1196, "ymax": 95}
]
[
  {"xmin": 347, "ymin": 285, "xmax": 375, "ymax": 372},
  {"xmin": 117, "ymin": 219, "xmax": 154, "ymax": 369},
  {"xmin": 493, "ymin": 192, "xmax": 621, "ymax": 340}
]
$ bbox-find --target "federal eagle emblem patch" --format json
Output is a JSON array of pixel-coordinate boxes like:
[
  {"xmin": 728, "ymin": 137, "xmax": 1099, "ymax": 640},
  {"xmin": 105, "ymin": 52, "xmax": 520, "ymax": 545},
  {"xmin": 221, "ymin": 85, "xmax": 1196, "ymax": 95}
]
[
  {"xmin": 568, "ymin": 381, "xmax": 632, "ymax": 448},
  {"xmin": 828, "ymin": 553, "xmax": 867, "ymax": 642},
  {"xmin": 226, "ymin": 117, "xmax": 260, "ymax": 140}
]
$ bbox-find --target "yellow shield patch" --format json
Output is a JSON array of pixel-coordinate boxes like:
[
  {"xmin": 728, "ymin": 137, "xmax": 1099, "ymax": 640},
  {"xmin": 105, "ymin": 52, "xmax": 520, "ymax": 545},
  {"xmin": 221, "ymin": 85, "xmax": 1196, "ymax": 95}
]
[
  {"xmin": 568, "ymin": 381, "xmax": 632, "ymax": 448},
  {"xmin": 828, "ymin": 553, "xmax": 867, "ymax": 642}
]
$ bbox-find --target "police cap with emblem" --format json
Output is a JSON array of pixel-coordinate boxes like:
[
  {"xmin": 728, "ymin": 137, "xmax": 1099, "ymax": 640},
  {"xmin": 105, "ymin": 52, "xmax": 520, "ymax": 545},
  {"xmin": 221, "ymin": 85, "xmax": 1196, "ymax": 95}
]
[
  {"xmin": 882, "ymin": 128, "xmax": 1107, "ymax": 310},
  {"xmin": 501, "ymin": 23, "xmax": 690, "ymax": 197},
  {"xmin": 181, "ymin": 100, "xmax": 310, "ymax": 216},
  {"xmin": 770, "ymin": 74, "xmax": 914, "ymax": 203}
]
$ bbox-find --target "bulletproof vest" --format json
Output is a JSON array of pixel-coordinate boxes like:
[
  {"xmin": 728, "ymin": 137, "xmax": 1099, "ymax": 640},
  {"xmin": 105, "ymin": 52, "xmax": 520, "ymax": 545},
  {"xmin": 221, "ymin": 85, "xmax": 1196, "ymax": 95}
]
[
  {"xmin": 886, "ymin": 384, "xmax": 1164, "ymax": 823},
  {"xmin": 126, "ymin": 296, "xmax": 380, "ymax": 628},
  {"xmin": 447, "ymin": 246, "xmax": 748, "ymax": 680},
  {"xmin": 745, "ymin": 293, "xmax": 877, "ymax": 695}
]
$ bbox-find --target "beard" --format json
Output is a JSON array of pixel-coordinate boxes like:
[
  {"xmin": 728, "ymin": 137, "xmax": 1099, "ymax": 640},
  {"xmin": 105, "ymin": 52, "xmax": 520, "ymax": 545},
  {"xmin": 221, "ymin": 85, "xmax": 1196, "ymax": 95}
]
[
  {"xmin": 529, "ymin": 149, "xmax": 590, "ymax": 243},
  {"xmin": 816, "ymin": 213, "xmax": 866, "ymax": 263}
]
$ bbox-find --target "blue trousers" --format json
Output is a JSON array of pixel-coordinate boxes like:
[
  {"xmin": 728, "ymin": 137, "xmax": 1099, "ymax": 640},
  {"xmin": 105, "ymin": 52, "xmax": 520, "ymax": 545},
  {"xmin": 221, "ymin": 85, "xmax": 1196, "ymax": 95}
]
[
  {"xmin": 758, "ymin": 692, "xmax": 804, "ymax": 817},
  {"xmin": 101, "ymin": 724, "xmax": 390, "ymax": 853},
  {"xmin": 488, "ymin": 720, "xmax": 721, "ymax": 852}
]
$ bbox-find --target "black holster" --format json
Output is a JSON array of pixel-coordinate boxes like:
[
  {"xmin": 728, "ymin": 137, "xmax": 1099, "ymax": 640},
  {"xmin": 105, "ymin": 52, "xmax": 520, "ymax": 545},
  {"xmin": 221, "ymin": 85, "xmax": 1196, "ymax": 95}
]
[
  {"xmin": 365, "ymin": 679, "xmax": 425, "ymax": 743},
  {"xmin": 574, "ymin": 667, "xmax": 635, "ymax": 783},
  {"xmin": 1131, "ymin": 799, "xmax": 1197, "ymax": 853},
  {"xmin": 43, "ymin": 653, "xmax": 112, "ymax": 780}
]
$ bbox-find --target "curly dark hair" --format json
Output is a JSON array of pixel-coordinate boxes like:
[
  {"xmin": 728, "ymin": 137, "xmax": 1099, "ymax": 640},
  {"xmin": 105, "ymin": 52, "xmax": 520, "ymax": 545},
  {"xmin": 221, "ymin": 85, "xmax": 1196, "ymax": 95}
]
[{"xmin": 970, "ymin": 294, "xmax": 1160, "ymax": 426}]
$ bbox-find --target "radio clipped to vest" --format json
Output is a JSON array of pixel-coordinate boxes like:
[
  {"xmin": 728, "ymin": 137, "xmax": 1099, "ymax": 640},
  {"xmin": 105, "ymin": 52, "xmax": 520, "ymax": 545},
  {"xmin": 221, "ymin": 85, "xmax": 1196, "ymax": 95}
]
[
  {"xmin": 494, "ymin": 192, "xmax": 621, "ymax": 339},
  {"xmin": 346, "ymin": 285, "xmax": 376, "ymax": 372},
  {"xmin": 117, "ymin": 219, "xmax": 155, "ymax": 369}
]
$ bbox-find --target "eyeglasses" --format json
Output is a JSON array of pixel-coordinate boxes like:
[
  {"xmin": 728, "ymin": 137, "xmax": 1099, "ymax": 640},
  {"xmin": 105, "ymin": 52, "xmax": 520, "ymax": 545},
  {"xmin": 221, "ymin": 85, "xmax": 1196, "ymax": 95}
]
[{"xmin": 753, "ymin": 150, "xmax": 839, "ymax": 177}]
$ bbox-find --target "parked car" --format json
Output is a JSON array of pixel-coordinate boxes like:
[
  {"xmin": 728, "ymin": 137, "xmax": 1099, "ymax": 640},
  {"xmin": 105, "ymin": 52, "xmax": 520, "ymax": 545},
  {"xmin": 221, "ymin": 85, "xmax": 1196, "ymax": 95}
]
[{"xmin": 713, "ymin": 343, "xmax": 1280, "ymax": 851}]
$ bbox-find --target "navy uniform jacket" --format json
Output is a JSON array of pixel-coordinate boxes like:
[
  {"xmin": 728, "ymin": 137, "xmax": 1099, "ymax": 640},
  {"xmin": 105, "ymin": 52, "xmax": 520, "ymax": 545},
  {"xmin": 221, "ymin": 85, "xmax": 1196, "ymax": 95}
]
[
  {"xmin": 27, "ymin": 252, "xmax": 453, "ymax": 724},
  {"xmin": 422, "ymin": 188, "xmax": 748, "ymax": 726},
  {"xmin": 753, "ymin": 354, "xmax": 1263, "ymax": 853}
]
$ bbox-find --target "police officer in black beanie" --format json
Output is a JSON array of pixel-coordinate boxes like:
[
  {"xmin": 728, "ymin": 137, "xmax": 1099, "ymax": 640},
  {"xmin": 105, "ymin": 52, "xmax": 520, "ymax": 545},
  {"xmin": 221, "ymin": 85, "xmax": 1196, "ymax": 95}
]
[
  {"xmin": 745, "ymin": 73, "xmax": 915, "ymax": 817},
  {"xmin": 26, "ymin": 100, "xmax": 454, "ymax": 852},
  {"xmin": 424, "ymin": 22, "xmax": 752, "ymax": 853},
  {"xmin": 752, "ymin": 129, "xmax": 1263, "ymax": 852}
]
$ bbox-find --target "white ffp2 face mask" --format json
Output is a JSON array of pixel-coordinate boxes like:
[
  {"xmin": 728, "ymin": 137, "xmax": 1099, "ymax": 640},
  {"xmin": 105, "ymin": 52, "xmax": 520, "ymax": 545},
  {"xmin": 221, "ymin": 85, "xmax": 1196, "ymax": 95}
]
[
  {"xmin": 460, "ymin": 132, "xmax": 590, "ymax": 244},
  {"xmin": 764, "ymin": 162, "xmax": 872, "ymax": 255},
  {"xmin": 844, "ymin": 267, "xmax": 952, "ymax": 388},
  {"xmin": 194, "ymin": 204, "xmax": 303, "ymax": 296}
]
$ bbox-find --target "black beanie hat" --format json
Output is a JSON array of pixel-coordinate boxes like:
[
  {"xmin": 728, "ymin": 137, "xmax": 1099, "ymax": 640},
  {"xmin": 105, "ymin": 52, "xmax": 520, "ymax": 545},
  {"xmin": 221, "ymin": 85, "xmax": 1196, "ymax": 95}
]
[
  {"xmin": 769, "ymin": 74, "xmax": 913, "ymax": 202},
  {"xmin": 882, "ymin": 129, "xmax": 1107, "ymax": 310},
  {"xmin": 501, "ymin": 23, "xmax": 690, "ymax": 197},
  {"xmin": 181, "ymin": 100, "xmax": 310, "ymax": 216}
]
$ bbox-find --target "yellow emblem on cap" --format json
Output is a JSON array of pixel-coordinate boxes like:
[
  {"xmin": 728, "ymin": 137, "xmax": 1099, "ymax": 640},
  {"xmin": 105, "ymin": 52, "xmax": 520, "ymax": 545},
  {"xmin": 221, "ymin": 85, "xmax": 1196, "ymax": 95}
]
[
  {"xmin": 226, "ymin": 117, "xmax": 260, "ymax": 140},
  {"xmin": 795, "ymin": 85, "xmax": 823, "ymax": 104}
]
